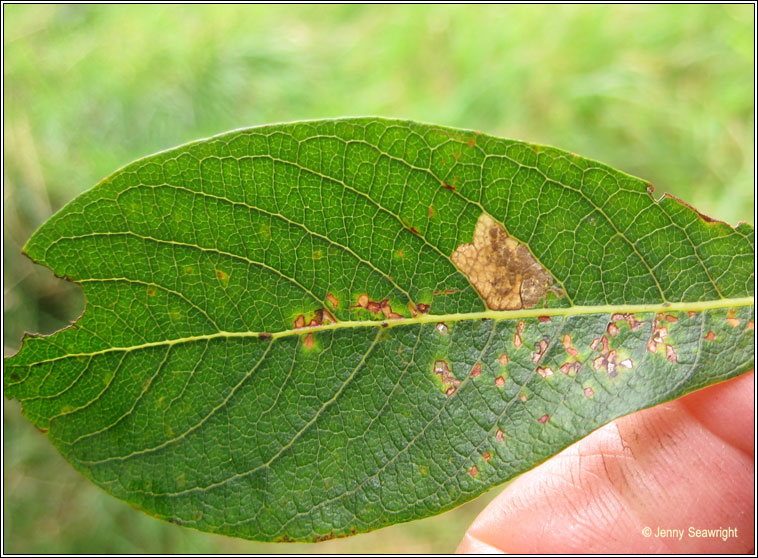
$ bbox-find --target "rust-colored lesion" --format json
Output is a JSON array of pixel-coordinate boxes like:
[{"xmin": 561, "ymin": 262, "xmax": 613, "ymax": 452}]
[
  {"xmin": 451, "ymin": 214, "xmax": 553, "ymax": 310},
  {"xmin": 434, "ymin": 359, "xmax": 461, "ymax": 397}
]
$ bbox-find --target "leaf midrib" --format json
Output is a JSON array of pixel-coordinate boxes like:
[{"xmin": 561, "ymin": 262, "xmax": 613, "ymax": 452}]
[{"xmin": 10, "ymin": 297, "xmax": 753, "ymax": 375}]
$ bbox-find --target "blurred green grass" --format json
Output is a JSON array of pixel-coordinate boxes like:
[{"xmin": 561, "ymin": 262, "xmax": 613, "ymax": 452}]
[{"xmin": 3, "ymin": 4, "xmax": 754, "ymax": 553}]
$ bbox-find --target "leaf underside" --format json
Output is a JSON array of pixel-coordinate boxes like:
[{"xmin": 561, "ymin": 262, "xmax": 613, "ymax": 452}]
[{"xmin": 4, "ymin": 118, "xmax": 754, "ymax": 543}]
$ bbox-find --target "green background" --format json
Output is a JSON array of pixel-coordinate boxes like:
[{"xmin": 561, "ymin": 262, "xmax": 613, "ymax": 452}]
[{"xmin": 3, "ymin": 4, "xmax": 754, "ymax": 553}]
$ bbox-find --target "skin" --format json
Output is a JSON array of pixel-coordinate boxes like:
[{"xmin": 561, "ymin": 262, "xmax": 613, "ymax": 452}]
[{"xmin": 457, "ymin": 371, "xmax": 754, "ymax": 554}]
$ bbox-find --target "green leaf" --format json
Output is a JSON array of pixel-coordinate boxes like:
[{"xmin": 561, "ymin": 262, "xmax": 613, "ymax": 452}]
[{"xmin": 4, "ymin": 118, "xmax": 754, "ymax": 543}]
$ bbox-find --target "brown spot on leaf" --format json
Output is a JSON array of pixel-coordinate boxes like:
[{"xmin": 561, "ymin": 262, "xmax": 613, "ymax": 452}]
[
  {"xmin": 482, "ymin": 451, "xmax": 492, "ymax": 462},
  {"xmin": 326, "ymin": 293, "xmax": 339, "ymax": 310},
  {"xmin": 294, "ymin": 314, "xmax": 306, "ymax": 329},
  {"xmin": 451, "ymin": 214, "xmax": 554, "ymax": 310},
  {"xmin": 726, "ymin": 317, "xmax": 740, "ymax": 328},
  {"xmin": 434, "ymin": 360, "xmax": 461, "ymax": 392},
  {"xmin": 428, "ymin": 205, "xmax": 435, "ymax": 218},
  {"xmin": 606, "ymin": 350, "xmax": 618, "ymax": 377},
  {"xmin": 321, "ymin": 308, "xmax": 337, "ymax": 324},
  {"xmin": 303, "ymin": 333, "xmax": 315, "ymax": 349},
  {"xmin": 531, "ymin": 338, "xmax": 548, "ymax": 363},
  {"xmin": 664, "ymin": 314, "xmax": 679, "ymax": 323},
  {"xmin": 607, "ymin": 323, "xmax": 619, "ymax": 337},
  {"xmin": 688, "ymin": 311, "xmax": 696, "ymax": 318},
  {"xmin": 417, "ymin": 303, "xmax": 430, "ymax": 314},
  {"xmin": 409, "ymin": 226, "xmax": 420, "ymax": 235},
  {"xmin": 584, "ymin": 387, "xmax": 595, "ymax": 398},
  {"xmin": 612, "ymin": 312, "xmax": 645, "ymax": 330},
  {"xmin": 666, "ymin": 344, "xmax": 678, "ymax": 363},
  {"xmin": 215, "ymin": 270, "xmax": 229, "ymax": 281},
  {"xmin": 352, "ymin": 297, "xmax": 402, "ymax": 320},
  {"xmin": 514, "ymin": 321, "xmax": 525, "ymax": 349},
  {"xmin": 538, "ymin": 414, "xmax": 550, "ymax": 424},
  {"xmin": 647, "ymin": 340, "xmax": 658, "ymax": 353},
  {"xmin": 562, "ymin": 334, "xmax": 579, "ymax": 357},
  {"xmin": 495, "ymin": 376, "xmax": 506, "ymax": 387},
  {"xmin": 653, "ymin": 326, "xmax": 668, "ymax": 343},
  {"xmin": 146, "ymin": 287, "xmax": 156, "ymax": 297},
  {"xmin": 313, "ymin": 532, "xmax": 335, "ymax": 542},
  {"xmin": 445, "ymin": 386, "xmax": 457, "ymax": 397},
  {"xmin": 593, "ymin": 349, "xmax": 619, "ymax": 377},
  {"xmin": 258, "ymin": 332, "xmax": 273, "ymax": 341},
  {"xmin": 627, "ymin": 314, "xmax": 645, "ymax": 330},
  {"xmin": 619, "ymin": 358, "xmax": 634, "ymax": 369},
  {"xmin": 436, "ymin": 322, "xmax": 449, "ymax": 335},
  {"xmin": 468, "ymin": 466, "xmax": 479, "ymax": 478},
  {"xmin": 705, "ymin": 331, "xmax": 716, "ymax": 341},
  {"xmin": 746, "ymin": 321, "xmax": 754, "ymax": 331},
  {"xmin": 498, "ymin": 353, "xmax": 509, "ymax": 366},
  {"xmin": 520, "ymin": 394, "xmax": 527, "ymax": 402},
  {"xmin": 443, "ymin": 181, "xmax": 456, "ymax": 192},
  {"xmin": 590, "ymin": 338, "xmax": 600, "ymax": 351},
  {"xmin": 538, "ymin": 315, "xmax": 551, "ymax": 323},
  {"xmin": 495, "ymin": 429, "xmax": 506, "ymax": 443},
  {"xmin": 537, "ymin": 366, "xmax": 554, "ymax": 379},
  {"xmin": 470, "ymin": 362, "xmax": 482, "ymax": 378},
  {"xmin": 380, "ymin": 300, "xmax": 392, "ymax": 318}
]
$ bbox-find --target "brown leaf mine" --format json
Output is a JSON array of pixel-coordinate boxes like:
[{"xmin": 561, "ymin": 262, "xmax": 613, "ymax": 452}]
[{"xmin": 452, "ymin": 214, "xmax": 553, "ymax": 310}]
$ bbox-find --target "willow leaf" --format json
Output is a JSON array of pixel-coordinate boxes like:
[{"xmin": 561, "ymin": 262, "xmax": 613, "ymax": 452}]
[{"xmin": 4, "ymin": 118, "xmax": 754, "ymax": 543}]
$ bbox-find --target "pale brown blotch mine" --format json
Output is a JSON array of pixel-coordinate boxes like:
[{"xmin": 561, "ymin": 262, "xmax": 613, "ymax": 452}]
[{"xmin": 451, "ymin": 214, "xmax": 553, "ymax": 310}]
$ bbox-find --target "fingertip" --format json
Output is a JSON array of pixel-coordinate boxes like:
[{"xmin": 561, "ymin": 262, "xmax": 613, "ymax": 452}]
[
  {"xmin": 679, "ymin": 370, "xmax": 754, "ymax": 455},
  {"xmin": 456, "ymin": 532, "xmax": 504, "ymax": 554}
]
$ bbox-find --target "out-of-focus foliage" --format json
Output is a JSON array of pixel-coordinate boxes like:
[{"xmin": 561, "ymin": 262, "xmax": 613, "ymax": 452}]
[{"xmin": 3, "ymin": 4, "xmax": 754, "ymax": 553}]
